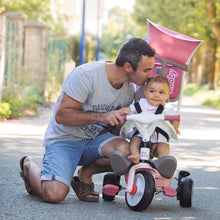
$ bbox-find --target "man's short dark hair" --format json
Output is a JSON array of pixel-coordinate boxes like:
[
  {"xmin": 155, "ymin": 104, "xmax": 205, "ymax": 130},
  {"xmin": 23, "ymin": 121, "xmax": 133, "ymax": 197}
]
[{"xmin": 115, "ymin": 38, "xmax": 155, "ymax": 71}]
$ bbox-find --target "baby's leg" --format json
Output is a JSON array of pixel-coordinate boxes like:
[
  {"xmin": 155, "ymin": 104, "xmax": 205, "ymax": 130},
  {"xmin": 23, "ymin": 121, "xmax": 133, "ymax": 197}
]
[
  {"xmin": 128, "ymin": 136, "xmax": 141, "ymax": 164},
  {"xmin": 128, "ymin": 154, "xmax": 140, "ymax": 164},
  {"xmin": 151, "ymin": 142, "xmax": 169, "ymax": 158}
]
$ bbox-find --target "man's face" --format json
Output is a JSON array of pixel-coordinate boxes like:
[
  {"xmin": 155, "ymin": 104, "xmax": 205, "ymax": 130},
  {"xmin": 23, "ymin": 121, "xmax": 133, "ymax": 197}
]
[{"xmin": 127, "ymin": 55, "xmax": 155, "ymax": 86}]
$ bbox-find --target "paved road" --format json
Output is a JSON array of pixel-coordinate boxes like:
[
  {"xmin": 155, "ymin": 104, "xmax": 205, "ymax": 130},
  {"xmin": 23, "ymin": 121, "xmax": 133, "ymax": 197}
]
[{"xmin": 0, "ymin": 96, "xmax": 220, "ymax": 220}]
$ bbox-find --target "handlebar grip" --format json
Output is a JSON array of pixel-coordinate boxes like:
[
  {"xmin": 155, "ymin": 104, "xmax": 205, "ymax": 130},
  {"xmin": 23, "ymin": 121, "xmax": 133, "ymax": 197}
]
[
  {"xmin": 164, "ymin": 115, "xmax": 180, "ymax": 121},
  {"xmin": 121, "ymin": 115, "xmax": 127, "ymax": 121}
]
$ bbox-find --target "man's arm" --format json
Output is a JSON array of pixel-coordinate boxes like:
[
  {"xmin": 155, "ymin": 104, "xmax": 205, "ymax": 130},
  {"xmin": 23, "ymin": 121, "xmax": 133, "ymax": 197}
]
[{"xmin": 55, "ymin": 92, "xmax": 131, "ymax": 126}]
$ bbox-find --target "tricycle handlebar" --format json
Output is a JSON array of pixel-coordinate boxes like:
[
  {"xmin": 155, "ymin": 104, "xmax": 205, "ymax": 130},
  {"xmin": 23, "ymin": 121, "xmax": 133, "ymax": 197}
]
[
  {"xmin": 164, "ymin": 115, "xmax": 180, "ymax": 121},
  {"xmin": 122, "ymin": 114, "xmax": 180, "ymax": 122},
  {"xmin": 122, "ymin": 115, "xmax": 127, "ymax": 121}
]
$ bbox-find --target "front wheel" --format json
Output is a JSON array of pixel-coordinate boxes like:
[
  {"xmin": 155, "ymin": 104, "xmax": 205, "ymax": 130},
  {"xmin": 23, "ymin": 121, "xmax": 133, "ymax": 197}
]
[
  {"xmin": 178, "ymin": 177, "xmax": 193, "ymax": 207},
  {"xmin": 125, "ymin": 171, "xmax": 155, "ymax": 211}
]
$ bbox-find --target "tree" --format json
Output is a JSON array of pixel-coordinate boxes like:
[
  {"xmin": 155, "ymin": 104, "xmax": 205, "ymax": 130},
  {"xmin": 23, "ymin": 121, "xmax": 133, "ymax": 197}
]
[
  {"xmin": 133, "ymin": 0, "xmax": 209, "ymax": 38},
  {"xmin": 0, "ymin": 0, "xmax": 68, "ymax": 36},
  {"xmin": 205, "ymin": 0, "xmax": 220, "ymax": 44},
  {"xmin": 99, "ymin": 7, "xmax": 139, "ymax": 60},
  {"xmin": 0, "ymin": 0, "xmax": 51, "ymax": 21},
  {"xmin": 205, "ymin": 0, "xmax": 220, "ymax": 89}
]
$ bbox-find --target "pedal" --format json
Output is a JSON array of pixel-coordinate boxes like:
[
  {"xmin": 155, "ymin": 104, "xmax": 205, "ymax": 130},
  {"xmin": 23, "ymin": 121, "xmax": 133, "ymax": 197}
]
[
  {"xmin": 162, "ymin": 186, "xmax": 177, "ymax": 197},
  {"xmin": 102, "ymin": 184, "xmax": 119, "ymax": 196}
]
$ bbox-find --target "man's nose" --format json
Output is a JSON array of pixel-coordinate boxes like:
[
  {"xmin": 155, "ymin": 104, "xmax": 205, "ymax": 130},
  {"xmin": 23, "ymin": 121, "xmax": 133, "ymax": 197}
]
[
  {"xmin": 145, "ymin": 71, "xmax": 153, "ymax": 82},
  {"xmin": 148, "ymin": 71, "xmax": 153, "ymax": 78}
]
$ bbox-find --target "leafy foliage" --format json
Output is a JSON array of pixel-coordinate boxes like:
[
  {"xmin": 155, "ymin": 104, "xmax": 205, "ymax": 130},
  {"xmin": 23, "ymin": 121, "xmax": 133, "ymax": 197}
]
[
  {"xmin": 133, "ymin": 0, "xmax": 212, "ymax": 39},
  {"xmin": 67, "ymin": 35, "xmax": 96, "ymax": 66},
  {"xmin": 0, "ymin": 0, "xmax": 51, "ymax": 21},
  {"xmin": 0, "ymin": 0, "xmax": 67, "ymax": 36},
  {"xmin": 0, "ymin": 102, "xmax": 12, "ymax": 119},
  {"xmin": 184, "ymin": 83, "xmax": 220, "ymax": 109},
  {"xmin": 1, "ymin": 95, "xmax": 23, "ymax": 118},
  {"xmin": 99, "ymin": 7, "xmax": 139, "ymax": 60},
  {"xmin": 0, "ymin": 84, "xmax": 44, "ymax": 119}
]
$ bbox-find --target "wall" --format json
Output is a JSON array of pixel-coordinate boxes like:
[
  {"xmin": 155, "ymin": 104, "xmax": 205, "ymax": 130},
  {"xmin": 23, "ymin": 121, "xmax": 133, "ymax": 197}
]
[{"xmin": 0, "ymin": 12, "xmax": 49, "ymax": 100}]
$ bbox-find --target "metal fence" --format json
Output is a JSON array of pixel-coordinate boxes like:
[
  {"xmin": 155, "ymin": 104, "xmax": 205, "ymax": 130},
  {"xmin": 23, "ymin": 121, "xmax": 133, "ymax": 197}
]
[
  {"xmin": 4, "ymin": 13, "xmax": 24, "ymax": 89},
  {"xmin": 47, "ymin": 35, "xmax": 68, "ymax": 84}
]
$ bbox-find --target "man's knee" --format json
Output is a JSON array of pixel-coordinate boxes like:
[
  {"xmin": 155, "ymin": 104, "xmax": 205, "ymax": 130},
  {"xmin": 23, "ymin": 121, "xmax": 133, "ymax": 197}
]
[
  {"xmin": 102, "ymin": 138, "xmax": 130, "ymax": 157},
  {"xmin": 113, "ymin": 139, "xmax": 130, "ymax": 154},
  {"xmin": 41, "ymin": 181, "xmax": 69, "ymax": 204}
]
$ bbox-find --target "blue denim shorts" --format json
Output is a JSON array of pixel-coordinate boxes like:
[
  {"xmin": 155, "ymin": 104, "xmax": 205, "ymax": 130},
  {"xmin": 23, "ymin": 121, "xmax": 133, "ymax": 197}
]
[{"xmin": 41, "ymin": 133, "xmax": 122, "ymax": 187}]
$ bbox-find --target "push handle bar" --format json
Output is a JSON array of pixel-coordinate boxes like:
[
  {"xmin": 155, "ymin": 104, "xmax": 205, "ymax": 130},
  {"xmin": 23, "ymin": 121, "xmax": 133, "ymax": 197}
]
[
  {"xmin": 121, "ymin": 115, "xmax": 127, "ymax": 121},
  {"xmin": 121, "ymin": 114, "xmax": 180, "ymax": 121},
  {"xmin": 164, "ymin": 115, "xmax": 180, "ymax": 121}
]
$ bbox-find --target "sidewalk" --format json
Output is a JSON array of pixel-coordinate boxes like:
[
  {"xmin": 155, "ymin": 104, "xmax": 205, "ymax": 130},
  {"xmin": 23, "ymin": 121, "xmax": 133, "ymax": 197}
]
[{"xmin": 0, "ymin": 97, "xmax": 220, "ymax": 220}]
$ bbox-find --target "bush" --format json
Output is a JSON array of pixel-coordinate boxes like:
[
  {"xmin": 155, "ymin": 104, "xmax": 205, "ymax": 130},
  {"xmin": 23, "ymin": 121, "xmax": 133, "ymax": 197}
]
[
  {"xmin": 1, "ymin": 95, "xmax": 24, "ymax": 119},
  {"xmin": 0, "ymin": 85, "xmax": 45, "ymax": 119},
  {"xmin": 0, "ymin": 102, "xmax": 12, "ymax": 119},
  {"xmin": 203, "ymin": 98, "xmax": 220, "ymax": 109},
  {"xmin": 23, "ymin": 85, "xmax": 44, "ymax": 110},
  {"xmin": 183, "ymin": 83, "xmax": 220, "ymax": 110}
]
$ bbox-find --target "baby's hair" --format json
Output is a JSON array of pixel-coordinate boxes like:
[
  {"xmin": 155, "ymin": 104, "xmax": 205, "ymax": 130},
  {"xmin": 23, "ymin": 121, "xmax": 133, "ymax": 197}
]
[{"xmin": 145, "ymin": 75, "xmax": 170, "ymax": 91}]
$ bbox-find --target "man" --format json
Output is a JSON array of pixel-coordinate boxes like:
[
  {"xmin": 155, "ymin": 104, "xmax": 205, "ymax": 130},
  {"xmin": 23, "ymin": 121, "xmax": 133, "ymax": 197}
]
[{"xmin": 20, "ymin": 38, "xmax": 155, "ymax": 203}]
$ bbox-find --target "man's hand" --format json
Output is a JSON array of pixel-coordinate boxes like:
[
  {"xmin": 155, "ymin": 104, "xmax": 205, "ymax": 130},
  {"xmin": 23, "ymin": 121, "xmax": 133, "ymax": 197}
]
[
  {"xmin": 56, "ymin": 92, "xmax": 133, "ymax": 127},
  {"xmin": 102, "ymin": 107, "xmax": 132, "ymax": 126}
]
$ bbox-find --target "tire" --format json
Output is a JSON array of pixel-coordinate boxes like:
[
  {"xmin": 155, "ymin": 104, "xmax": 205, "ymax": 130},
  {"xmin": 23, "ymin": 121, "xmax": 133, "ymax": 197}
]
[
  {"xmin": 125, "ymin": 171, "xmax": 155, "ymax": 211},
  {"xmin": 179, "ymin": 178, "xmax": 193, "ymax": 207},
  {"xmin": 102, "ymin": 172, "xmax": 120, "ymax": 201}
]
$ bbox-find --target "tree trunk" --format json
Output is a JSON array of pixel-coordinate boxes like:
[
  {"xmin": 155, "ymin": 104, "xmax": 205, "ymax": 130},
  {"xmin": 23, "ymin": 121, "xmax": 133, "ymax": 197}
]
[
  {"xmin": 200, "ymin": 38, "xmax": 217, "ymax": 89},
  {"xmin": 205, "ymin": 0, "xmax": 220, "ymax": 90},
  {"xmin": 205, "ymin": 0, "xmax": 220, "ymax": 44},
  {"xmin": 208, "ymin": 38, "xmax": 217, "ymax": 90},
  {"xmin": 191, "ymin": 49, "xmax": 202, "ymax": 83}
]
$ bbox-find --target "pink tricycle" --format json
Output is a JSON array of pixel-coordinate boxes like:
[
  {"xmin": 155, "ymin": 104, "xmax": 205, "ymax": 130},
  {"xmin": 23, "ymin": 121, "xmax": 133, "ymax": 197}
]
[
  {"xmin": 102, "ymin": 112, "xmax": 192, "ymax": 211},
  {"xmin": 102, "ymin": 19, "xmax": 203, "ymax": 211}
]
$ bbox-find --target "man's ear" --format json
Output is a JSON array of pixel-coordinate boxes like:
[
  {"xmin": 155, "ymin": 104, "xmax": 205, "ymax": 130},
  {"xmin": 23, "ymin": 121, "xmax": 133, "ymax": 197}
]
[{"xmin": 124, "ymin": 62, "xmax": 132, "ymax": 72}]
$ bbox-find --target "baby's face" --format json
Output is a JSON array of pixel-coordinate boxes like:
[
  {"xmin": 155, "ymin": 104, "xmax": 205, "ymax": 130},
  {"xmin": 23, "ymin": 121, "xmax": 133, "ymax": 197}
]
[{"xmin": 144, "ymin": 81, "xmax": 169, "ymax": 106}]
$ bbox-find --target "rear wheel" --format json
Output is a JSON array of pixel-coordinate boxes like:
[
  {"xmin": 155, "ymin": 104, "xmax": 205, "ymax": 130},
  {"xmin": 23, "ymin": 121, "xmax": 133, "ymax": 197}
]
[
  {"xmin": 125, "ymin": 171, "xmax": 155, "ymax": 211},
  {"xmin": 102, "ymin": 172, "xmax": 120, "ymax": 201},
  {"xmin": 178, "ymin": 178, "xmax": 193, "ymax": 207}
]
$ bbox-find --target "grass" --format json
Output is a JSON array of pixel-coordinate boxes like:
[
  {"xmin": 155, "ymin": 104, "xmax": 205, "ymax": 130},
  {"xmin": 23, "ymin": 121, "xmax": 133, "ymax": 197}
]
[{"xmin": 183, "ymin": 83, "xmax": 220, "ymax": 110}]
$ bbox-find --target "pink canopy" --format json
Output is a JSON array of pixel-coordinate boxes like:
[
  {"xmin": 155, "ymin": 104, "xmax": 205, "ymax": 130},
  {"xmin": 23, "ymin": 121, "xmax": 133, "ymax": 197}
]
[
  {"xmin": 146, "ymin": 19, "xmax": 203, "ymax": 65},
  {"xmin": 143, "ymin": 19, "xmax": 203, "ymax": 101}
]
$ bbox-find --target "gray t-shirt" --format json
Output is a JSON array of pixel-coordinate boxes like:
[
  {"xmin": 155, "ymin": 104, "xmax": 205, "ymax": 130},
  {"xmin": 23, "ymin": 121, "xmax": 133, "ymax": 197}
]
[{"xmin": 43, "ymin": 61, "xmax": 135, "ymax": 147}]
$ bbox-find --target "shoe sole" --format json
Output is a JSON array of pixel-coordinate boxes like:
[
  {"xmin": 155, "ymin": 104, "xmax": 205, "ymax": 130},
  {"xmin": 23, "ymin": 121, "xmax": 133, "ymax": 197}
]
[
  {"xmin": 109, "ymin": 151, "xmax": 132, "ymax": 175},
  {"xmin": 20, "ymin": 156, "xmax": 34, "ymax": 195},
  {"xmin": 151, "ymin": 155, "xmax": 177, "ymax": 179}
]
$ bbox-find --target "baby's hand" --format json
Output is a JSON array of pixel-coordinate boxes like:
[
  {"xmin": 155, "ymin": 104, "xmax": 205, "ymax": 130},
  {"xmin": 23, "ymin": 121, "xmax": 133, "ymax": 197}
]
[
  {"xmin": 174, "ymin": 126, "xmax": 180, "ymax": 135},
  {"xmin": 171, "ymin": 120, "xmax": 180, "ymax": 135}
]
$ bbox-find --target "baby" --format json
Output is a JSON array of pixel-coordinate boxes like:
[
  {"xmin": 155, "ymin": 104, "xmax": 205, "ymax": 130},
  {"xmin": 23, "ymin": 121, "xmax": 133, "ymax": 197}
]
[{"xmin": 121, "ymin": 75, "xmax": 180, "ymax": 163}]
